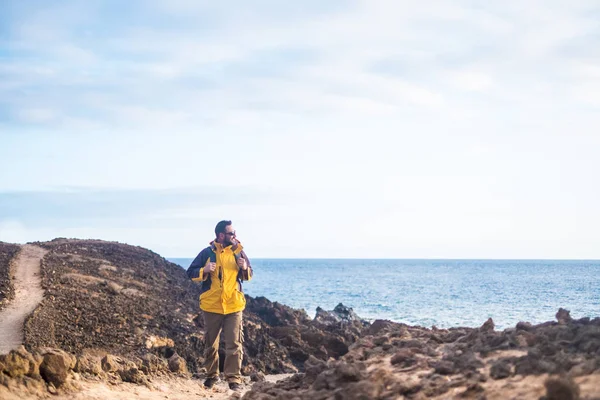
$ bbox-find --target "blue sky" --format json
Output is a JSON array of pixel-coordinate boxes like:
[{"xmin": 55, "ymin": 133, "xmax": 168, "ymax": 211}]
[{"xmin": 1, "ymin": 0, "xmax": 599, "ymax": 258}]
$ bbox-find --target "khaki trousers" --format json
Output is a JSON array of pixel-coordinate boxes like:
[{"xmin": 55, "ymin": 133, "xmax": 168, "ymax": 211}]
[{"xmin": 203, "ymin": 311, "xmax": 244, "ymax": 383}]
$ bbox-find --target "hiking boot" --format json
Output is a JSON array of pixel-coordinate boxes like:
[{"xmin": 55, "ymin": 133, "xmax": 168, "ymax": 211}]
[
  {"xmin": 229, "ymin": 382, "xmax": 243, "ymax": 391},
  {"xmin": 203, "ymin": 377, "xmax": 219, "ymax": 389}
]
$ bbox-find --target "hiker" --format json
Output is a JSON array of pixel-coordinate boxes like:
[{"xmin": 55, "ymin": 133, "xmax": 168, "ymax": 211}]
[{"xmin": 186, "ymin": 220, "xmax": 253, "ymax": 391}]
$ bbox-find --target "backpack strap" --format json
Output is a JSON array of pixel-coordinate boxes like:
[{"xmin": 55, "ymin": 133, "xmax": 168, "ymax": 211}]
[{"xmin": 209, "ymin": 243, "xmax": 222, "ymax": 282}]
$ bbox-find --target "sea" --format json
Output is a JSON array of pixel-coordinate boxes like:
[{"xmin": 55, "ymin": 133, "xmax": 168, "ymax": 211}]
[{"xmin": 168, "ymin": 258, "xmax": 600, "ymax": 331}]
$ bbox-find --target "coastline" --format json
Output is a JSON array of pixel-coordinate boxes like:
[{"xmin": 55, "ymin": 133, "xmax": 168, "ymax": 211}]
[
  {"xmin": 170, "ymin": 257, "xmax": 600, "ymax": 331},
  {"xmin": 0, "ymin": 239, "xmax": 599, "ymax": 399}
]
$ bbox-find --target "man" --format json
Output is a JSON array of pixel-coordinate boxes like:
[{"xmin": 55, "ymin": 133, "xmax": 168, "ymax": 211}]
[{"xmin": 186, "ymin": 220, "xmax": 253, "ymax": 391}]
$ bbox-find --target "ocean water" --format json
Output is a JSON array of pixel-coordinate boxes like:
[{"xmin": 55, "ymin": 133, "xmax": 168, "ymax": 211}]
[{"xmin": 169, "ymin": 258, "xmax": 600, "ymax": 331}]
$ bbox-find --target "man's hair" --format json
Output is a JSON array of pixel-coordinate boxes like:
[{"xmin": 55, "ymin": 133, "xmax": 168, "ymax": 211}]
[{"xmin": 215, "ymin": 220, "xmax": 232, "ymax": 237}]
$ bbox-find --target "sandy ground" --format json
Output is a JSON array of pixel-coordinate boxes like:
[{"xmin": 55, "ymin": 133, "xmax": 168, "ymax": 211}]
[
  {"xmin": 0, "ymin": 374, "xmax": 295, "ymax": 400},
  {"xmin": 0, "ymin": 245, "xmax": 47, "ymax": 355},
  {"xmin": 51, "ymin": 371, "xmax": 600, "ymax": 400},
  {"xmin": 1, "ymin": 370, "xmax": 599, "ymax": 400},
  {"xmin": 59, "ymin": 374, "xmax": 293, "ymax": 400}
]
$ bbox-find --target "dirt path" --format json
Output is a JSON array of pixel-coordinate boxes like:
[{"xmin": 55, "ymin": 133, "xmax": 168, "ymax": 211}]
[
  {"xmin": 0, "ymin": 374, "xmax": 295, "ymax": 400},
  {"xmin": 52, "ymin": 374, "xmax": 294, "ymax": 400},
  {"xmin": 0, "ymin": 244, "xmax": 47, "ymax": 355}
]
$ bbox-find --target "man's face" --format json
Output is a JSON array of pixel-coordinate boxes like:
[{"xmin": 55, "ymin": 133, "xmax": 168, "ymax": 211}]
[{"xmin": 222, "ymin": 225, "xmax": 236, "ymax": 246}]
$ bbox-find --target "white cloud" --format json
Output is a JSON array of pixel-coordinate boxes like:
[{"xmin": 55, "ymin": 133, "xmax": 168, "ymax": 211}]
[
  {"xmin": 450, "ymin": 71, "xmax": 494, "ymax": 92},
  {"xmin": 15, "ymin": 108, "xmax": 58, "ymax": 123},
  {"xmin": 3, "ymin": 0, "xmax": 598, "ymax": 129},
  {"xmin": 573, "ymin": 62, "xmax": 600, "ymax": 79},
  {"xmin": 571, "ymin": 82, "xmax": 600, "ymax": 108}
]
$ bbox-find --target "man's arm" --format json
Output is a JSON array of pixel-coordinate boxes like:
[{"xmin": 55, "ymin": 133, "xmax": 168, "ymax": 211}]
[
  {"xmin": 186, "ymin": 248, "xmax": 211, "ymax": 282},
  {"xmin": 237, "ymin": 250, "xmax": 253, "ymax": 281}
]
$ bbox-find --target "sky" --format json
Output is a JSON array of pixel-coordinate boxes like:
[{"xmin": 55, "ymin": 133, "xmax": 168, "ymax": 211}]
[{"xmin": 1, "ymin": 0, "xmax": 599, "ymax": 259}]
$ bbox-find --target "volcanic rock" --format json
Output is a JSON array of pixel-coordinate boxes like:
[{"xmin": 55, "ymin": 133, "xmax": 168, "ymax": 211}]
[
  {"xmin": 250, "ymin": 371, "xmax": 265, "ymax": 382},
  {"xmin": 167, "ymin": 353, "xmax": 188, "ymax": 374},
  {"xmin": 140, "ymin": 353, "xmax": 168, "ymax": 374},
  {"xmin": 119, "ymin": 366, "xmax": 147, "ymax": 384},
  {"xmin": 244, "ymin": 313, "xmax": 600, "ymax": 399},
  {"xmin": 490, "ymin": 359, "xmax": 512, "ymax": 379},
  {"xmin": 556, "ymin": 308, "xmax": 573, "ymax": 325},
  {"xmin": 479, "ymin": 318, "xmax": 495, "ymax": 333},
  {"xmin": 101, "ymin": 354, "xmax": 121, "ymax": 373},
  {"xmin": 0, "ymin": 346, "xmax": 39, "ymax": 378},
  {"xmin": 544, "ymin": 376, "xmax": 580, "ymax": 400},
  {"xmin": 39, "ymin": 349, "xmax": 74, "ymax": 387},
  {"xmin": 74, "ymin": 354, "xmax": 102, "ymax": 375},
  {"xmin": 0, "ymin": 242, "xmax": 20, "ymax": 310}
]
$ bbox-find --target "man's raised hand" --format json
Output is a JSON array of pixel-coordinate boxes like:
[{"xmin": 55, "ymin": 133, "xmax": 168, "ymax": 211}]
[{"xmin": 204, "ymin": 261, "xmax": 216, "ymax": 276}]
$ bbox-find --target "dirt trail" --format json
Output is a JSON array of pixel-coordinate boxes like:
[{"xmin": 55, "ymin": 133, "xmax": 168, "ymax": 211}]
[
  {"xmin": 0, "ymin": 244, "xmax": 47, "ymax": 355},
  {"xmin": 53, "ymin": 374, "xmax": 294, "ymax": 400},
  {"xmin": 0, "ymin": 374, "xmax": 295, "ymax": 400}
]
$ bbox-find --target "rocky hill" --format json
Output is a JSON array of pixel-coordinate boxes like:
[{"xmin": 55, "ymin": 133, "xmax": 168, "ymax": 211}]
[
  {"xmin": 18, "ymin": 239, "xmax": 363, "ymax": 373},
  {"xmin": 0, "ymin": 239, "xmax": 368, "ymax": 397}
]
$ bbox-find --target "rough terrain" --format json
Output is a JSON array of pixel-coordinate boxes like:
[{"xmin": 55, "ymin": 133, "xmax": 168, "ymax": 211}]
[
  {"xmin": 244, "ymin": 312, "xmax": 600, "ymax": 399},
  {"xmin": 0, "ymin": 242, "xmax": 22, "ymax": 311},
  {"xmin": 0, "ymin": 239, "xmax": 599, "ymax": 399},
  {"xmin": 21, "ymin": 239, "xmax": 360, "ymax": 374},
  {"xmin": 0, "ymin": 239, "xmax": 367, "ymax": 398}
]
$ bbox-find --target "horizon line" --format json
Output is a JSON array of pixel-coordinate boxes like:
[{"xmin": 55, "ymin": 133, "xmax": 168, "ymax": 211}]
[{"xmin": 167, "ymin": 256, "xmax": 600, "ymax": 262}]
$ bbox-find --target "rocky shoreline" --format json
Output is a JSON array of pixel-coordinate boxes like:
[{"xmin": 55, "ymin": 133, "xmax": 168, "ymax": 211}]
[
  {"xmin": 2, "ymin": 305, "xmax": 599, "ymax": 399},
  {"xmin": 1, "ymin": 239, "xmax": 599, "ymax": 399},
  {"xmin": 245, "ymin": 309, "xmax": 600, "ymax": 399}
]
